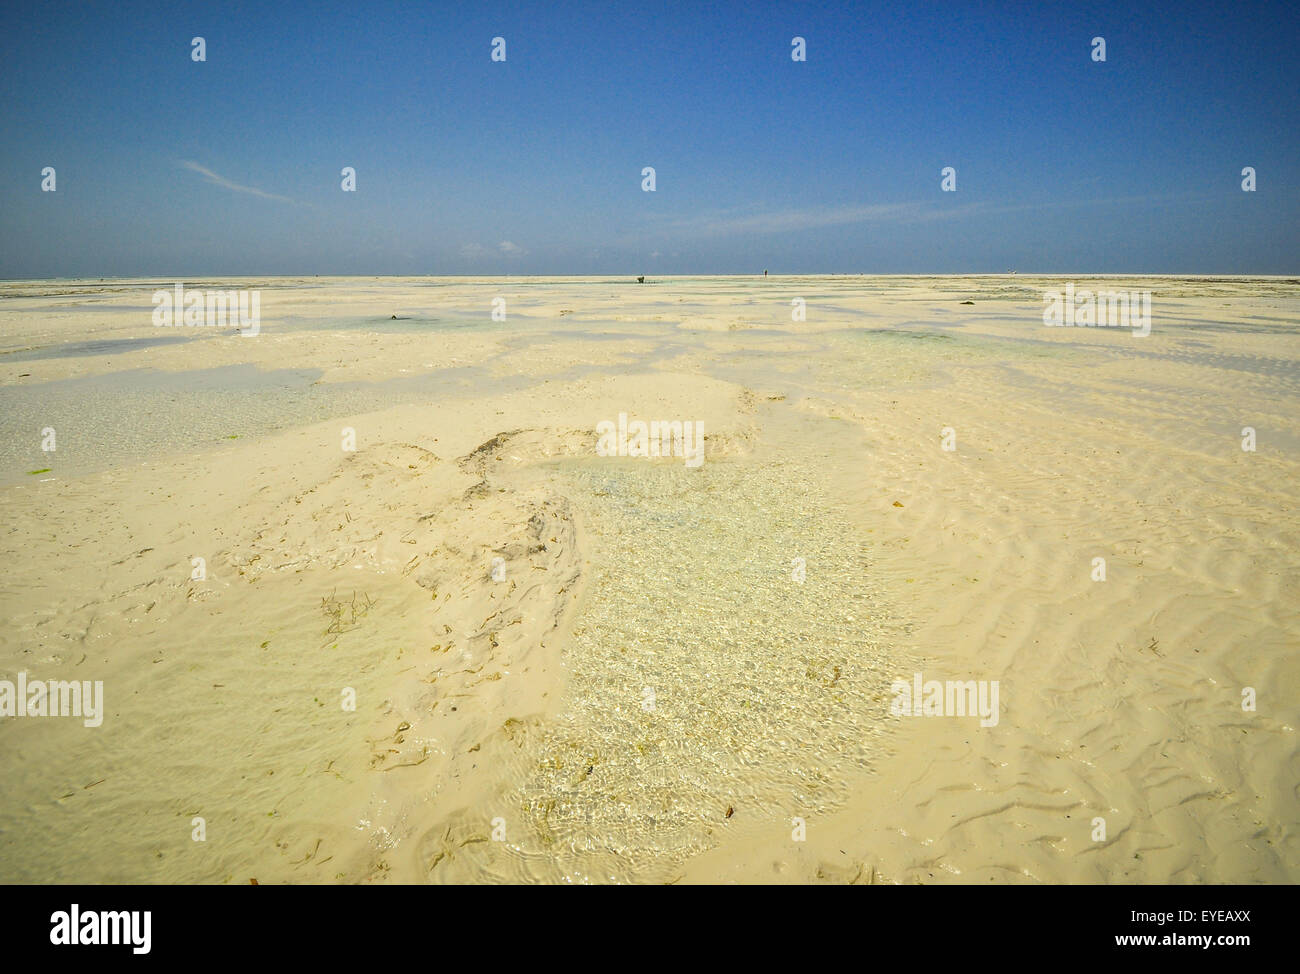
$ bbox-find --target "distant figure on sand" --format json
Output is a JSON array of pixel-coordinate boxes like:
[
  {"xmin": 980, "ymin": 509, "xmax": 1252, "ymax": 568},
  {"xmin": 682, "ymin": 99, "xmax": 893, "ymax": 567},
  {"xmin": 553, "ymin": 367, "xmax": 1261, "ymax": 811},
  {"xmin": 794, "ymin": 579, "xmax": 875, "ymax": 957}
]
[
  {"xmin": 763, "ymin": 269, "xmax": 768, "ymax": 277},
  {"xmin": 637, "ymin": 276, "xmax": 645, "ymax": 283}
]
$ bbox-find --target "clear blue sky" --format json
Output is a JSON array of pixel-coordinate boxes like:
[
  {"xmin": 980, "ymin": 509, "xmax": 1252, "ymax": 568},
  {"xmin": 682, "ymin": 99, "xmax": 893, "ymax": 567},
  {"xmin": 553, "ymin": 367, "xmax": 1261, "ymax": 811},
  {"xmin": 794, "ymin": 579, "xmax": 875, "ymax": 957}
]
[{"xmin": 2, "ymin": 0, "xmax": 1296, "ymax": 277}]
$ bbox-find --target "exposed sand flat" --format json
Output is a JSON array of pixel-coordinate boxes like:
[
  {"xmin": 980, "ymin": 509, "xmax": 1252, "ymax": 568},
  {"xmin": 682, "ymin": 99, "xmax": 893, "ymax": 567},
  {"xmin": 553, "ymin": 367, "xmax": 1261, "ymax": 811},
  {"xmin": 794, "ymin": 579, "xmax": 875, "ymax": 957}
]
[{"xmin": 0, "ymin": 276, "xmax": 1296, "ymax": 884}]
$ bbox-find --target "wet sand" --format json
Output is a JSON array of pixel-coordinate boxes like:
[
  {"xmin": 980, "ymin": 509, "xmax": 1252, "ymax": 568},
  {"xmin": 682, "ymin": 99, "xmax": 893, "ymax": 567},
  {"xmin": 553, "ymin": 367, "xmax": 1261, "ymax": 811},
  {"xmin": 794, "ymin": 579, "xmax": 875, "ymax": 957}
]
[{"xmin": 0, "ymin": 276, "xmax": 1296, "ymax": 883}]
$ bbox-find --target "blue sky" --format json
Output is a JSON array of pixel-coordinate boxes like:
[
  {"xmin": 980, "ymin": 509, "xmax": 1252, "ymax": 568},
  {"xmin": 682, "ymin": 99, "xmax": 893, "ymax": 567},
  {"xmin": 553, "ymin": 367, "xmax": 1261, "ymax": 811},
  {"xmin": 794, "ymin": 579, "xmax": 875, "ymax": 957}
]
[{"xmin": 2, "ymin": 0, "xmax": 1296, "ymax": 277}]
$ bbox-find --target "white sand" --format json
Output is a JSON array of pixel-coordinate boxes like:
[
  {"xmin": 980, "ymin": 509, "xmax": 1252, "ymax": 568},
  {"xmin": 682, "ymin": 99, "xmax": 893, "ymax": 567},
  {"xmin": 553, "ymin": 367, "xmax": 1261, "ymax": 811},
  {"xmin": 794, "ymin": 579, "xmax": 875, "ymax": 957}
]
[{"xmin": 0, "ymin": 276, "xmax": 1296, "ymax": 883}]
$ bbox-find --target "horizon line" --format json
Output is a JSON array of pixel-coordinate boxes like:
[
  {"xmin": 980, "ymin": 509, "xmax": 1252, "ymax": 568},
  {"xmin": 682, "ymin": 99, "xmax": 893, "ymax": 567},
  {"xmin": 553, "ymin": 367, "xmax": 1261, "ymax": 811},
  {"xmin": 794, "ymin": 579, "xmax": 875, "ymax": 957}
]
[{"xmin": 3, "ymin": 272, "xmax": 1298, "ymax": 284}]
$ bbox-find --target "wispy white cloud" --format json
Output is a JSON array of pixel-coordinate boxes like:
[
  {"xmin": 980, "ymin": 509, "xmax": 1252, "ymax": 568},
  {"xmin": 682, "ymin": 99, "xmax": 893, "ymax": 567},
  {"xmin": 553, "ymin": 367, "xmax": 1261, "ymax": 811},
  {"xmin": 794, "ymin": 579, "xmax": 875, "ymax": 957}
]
[
  {"xmin": 462, "ymin": 240, "xmax": 527, "ymax": 259},
  {"xmin": 652, "ymin": 193, "xmax": 1207, "ymax": 239},
  {"xmin": 460, "ymin": 241, "xmax": 525, "ymax": 260},
  {"xmin": 662, "ymin": 202, "xmax": 931, "ymax": 236},
  {"xmin": 179, "ymin": 160, "xmax": 299, "ymax": 205}
]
